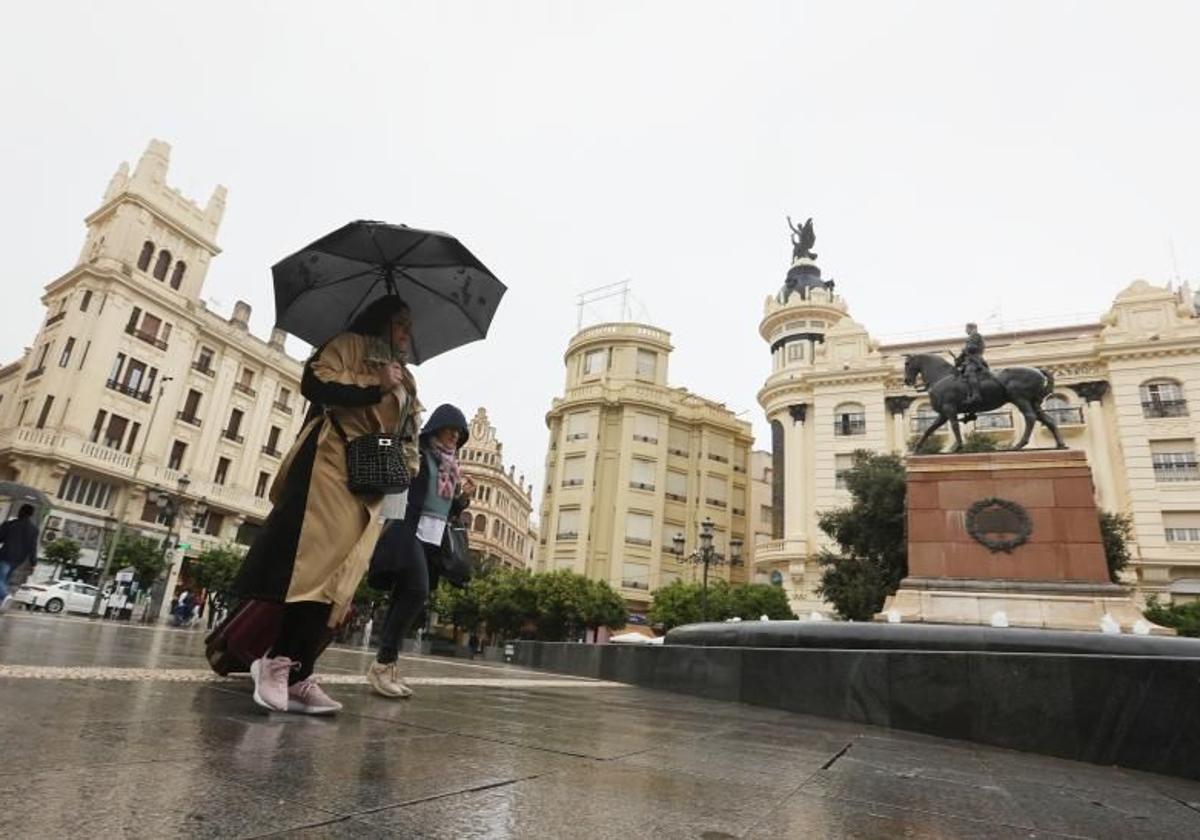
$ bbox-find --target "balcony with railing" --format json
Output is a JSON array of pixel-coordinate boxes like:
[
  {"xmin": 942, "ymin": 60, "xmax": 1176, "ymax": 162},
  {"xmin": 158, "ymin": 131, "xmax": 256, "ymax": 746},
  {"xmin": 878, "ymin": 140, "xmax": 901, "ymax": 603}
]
[
  {"xmin": 1044, "ymin": 407, "xmax": 1084, "ymax": 426},
  {"xmin": 45, "ymin": 311, "xmax": 66, "ymax": 327},
  {"xmin": 191, "ymin": 361, "xmax": 216, "ymax": 377},
  {"xmin": 834, "ymin": 414, "xmax": 866, "ymax": 436},
  {"xmin": 261, "ymin": 445, "xmax": 282, "ymax": 458},
  {"xmin": 233, "ymin": 382, "xmax": 258, "ymax": 398},
  {"xmin": 176, "ymin": 411, "xmax": 202, "ymax": 427},
  {"xmin": 272, "ymin": 401, "xmax": 293, "ymax": 415},
  {"xmin": 105, "ymin": 379, "xmax": 152, "ymax": 403},
  {"xmin": 1143, "ymin": 399, "xmax": 1189, "ymax": 419},
  {"xmin": 222, "ymin": 429, "xmax": 246, "ymax": 445},
  {"xmin": 1153, "ymin": 458, "xmax": 1200, "ymax": 482},
  {"xmin": 24, "ymin": 367, "xmax": 45, "ymax": 381},
  {"xmin": 124, "ymin": 323, "xmax": 168, "ymax": 351},
  {"xmin": 911, "ymin": 414, "xmax": 941, "ymax": 433},
  {"xmin": 974, "ymin": 410, "xmax": 1014, "ymax": 429},
  {"xmin": 706, "ymin": 497, "xmax": 728, "ymax": 509},
  {"xmin": 629, "ymin": 481, "xmax": 656, "ymax": 491}
]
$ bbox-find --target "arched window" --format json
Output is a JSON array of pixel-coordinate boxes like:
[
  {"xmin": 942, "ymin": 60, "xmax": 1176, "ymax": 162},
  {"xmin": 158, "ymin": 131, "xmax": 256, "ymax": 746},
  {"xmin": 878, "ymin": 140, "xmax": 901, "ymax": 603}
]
[
  {"xmin": 137, "ymin": 241, "xmax": 154, "ymax": 271},
  {"xmin": 833, "ymin": 402, "xmax": 866, "ymax": 437},
  {"xmin": 1043, "ymin": 393, "xmax": 1082, "ymax": 426},
  {"xmin": 1141, "ymin": 379, "xmax": 1188, "ymax": 419},
  {"xmin": 473, "ymin": 514, "xmax": 487, "ymax": 533},
  {"xmin": 169, "ymin": 261, "xmax": 186, "ymax": 290},
  {"xmin": 912, "ymin": 401, "xmax": 939, "ymax": 434},
  {"xmin": 153, "ymin": 250, "xmax": 172, "ymax": 281}
]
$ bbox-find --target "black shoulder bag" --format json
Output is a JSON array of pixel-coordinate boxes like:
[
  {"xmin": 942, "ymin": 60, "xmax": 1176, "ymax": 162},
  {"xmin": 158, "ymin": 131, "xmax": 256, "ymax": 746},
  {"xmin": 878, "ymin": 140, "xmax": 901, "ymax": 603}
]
[
  {"xmin": 438, "ymin": 522, "xmax": 473, "ymax": 589},
  {"xmin": 326, "ymin": 412, "xmax": 411, "ymax": 496}
]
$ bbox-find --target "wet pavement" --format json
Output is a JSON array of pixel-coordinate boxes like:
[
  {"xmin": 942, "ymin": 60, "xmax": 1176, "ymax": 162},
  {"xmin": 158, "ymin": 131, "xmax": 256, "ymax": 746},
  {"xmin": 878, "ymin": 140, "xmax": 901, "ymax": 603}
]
[{"xmin": 1, "ymin": 612, "xmax": 1199, "ymax": 839}]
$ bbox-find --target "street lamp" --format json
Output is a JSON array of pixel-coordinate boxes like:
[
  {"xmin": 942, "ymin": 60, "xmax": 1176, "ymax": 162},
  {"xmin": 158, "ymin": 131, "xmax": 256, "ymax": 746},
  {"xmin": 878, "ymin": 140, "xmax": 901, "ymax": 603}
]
[
  {"xmin": 148, "ymin": 476, "xmax": 204, "ymax": 622},
  {"xmin": 671, "ymin": 517, "xmax": 743, "ymax": 622}
]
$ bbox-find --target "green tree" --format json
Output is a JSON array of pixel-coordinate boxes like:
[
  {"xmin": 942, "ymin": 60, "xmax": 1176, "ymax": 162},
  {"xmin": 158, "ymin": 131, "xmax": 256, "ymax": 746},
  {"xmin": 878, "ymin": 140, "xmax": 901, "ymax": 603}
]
[
  {"xmin": 728, "ymin": 582, "xmax": 797, "ymax": 620},
  {"xmin": 479, "ymin": 567, "xmax": 538, "ymax": 641},
  {"xmin": 531, "ymin": 569, "xmax": 590, "ymax": 640},
  {"xmin": 959, "ymin": 431, "xmax": 999, "ymax": 452},
  {"xmin": 430, "ymin": 577, "xmax": 484, "ymax": 637},
  {"xmin": 816, "ymin": 450, "xmax": 907, "ymax": 620},
  {"xmin": 189, "ymin": 545, "xmax": 244, "ymax": 598},
  {"xmin": 649, "ymin": 579, "xmax": 704, "ymax": 630},
  {"xmin": 42, "ymin": 537, "xmax": 82, "ymax": 568},
  {"xmin": 115, "ymin": 534, "xmax": 169, "ymax": 588},
  {"xmin": 908, "ymin": 433, "xmax": 943, "ymax": 455},
  {"xmin": 1143, "ymin": 595, "xmax": 1200, "ymax": 637},
  {"xmin": 1099, "ymin": 511, "xmax": 1133, "ymax": 583},
  {"xmin": 581, "ymin": 578, "xmax": 628, "ymax": 641}
]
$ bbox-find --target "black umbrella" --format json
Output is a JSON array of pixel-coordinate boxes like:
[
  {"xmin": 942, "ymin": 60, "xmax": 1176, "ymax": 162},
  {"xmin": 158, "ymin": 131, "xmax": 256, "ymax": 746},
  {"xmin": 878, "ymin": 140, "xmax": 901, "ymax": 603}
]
[{"xmin": 272, "ymin": 220, "xmax": 506, "ymax": 362}]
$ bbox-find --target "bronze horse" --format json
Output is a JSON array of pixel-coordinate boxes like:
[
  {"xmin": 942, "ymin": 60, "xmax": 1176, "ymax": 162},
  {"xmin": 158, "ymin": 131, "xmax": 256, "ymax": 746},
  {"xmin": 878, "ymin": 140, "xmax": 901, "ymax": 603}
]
[{"xmin": 904, "ymin": 354, "xmax": 1066, "ymax": 452}]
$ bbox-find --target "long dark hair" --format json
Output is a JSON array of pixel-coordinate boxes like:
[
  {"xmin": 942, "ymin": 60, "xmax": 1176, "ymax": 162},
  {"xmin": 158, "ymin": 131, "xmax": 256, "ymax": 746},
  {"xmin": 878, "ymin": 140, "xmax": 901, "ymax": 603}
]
[{"xmin": 349, "ymin": 295, "xmax": 410, "ymax": 337}]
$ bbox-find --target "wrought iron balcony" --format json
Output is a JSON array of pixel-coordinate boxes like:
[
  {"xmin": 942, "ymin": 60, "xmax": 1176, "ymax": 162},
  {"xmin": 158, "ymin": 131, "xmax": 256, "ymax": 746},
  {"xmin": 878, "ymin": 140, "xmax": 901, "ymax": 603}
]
[
  {"xmin": 834, "ymin": 414, "xmax": 867, "ymax": 436},
  {"xmin": 1044, "ymin": 407, "xmax": 1084, "ymax": 426},
  {"xmin": 124, "ymin": 323, "xmax": 168, "ymax": 350},
  {"xmin": 1154, "ymin": 460, "xmax": 1200, "ymax": 482},
  {"xmin": 272, "ymin": 401, "xmax": 293, "ymax": 415},
  {"xmin": 1142, "ymin": 399, "xmax": 1188, "ymax": 419},
  {"xmin": 233, "ymin": 382, "xmax": 258, "ymax": 398},
  {"xmin": 105, "ymin": 379, "xmax": 152, "ymax": 403},
  {"xmin": 176, "ymin": 411, "xmax": 202, "ymax": 427},
  {"xmin": 191, "ymin": 361, "xmax": 215, "ymax": 377},
  {"xmin": 45, "ymin": 311, "xmax": 66, "ymax": 327}
]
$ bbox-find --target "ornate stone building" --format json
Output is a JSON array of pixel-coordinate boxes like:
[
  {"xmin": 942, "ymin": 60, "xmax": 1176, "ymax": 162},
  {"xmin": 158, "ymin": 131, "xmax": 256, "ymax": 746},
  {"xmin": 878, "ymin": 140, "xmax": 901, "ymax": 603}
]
[
  {"xmin": 537, "ymin": 323, "xmax": 754, "ymax": 615},
  {"xmin": 0, "ymin": 140, "xmax": 306, "ymax": 605},
  {"xmin": 459, "ymin": 407, "xmax": 535, "ymax": 570},
  {"xmin": 757, "ymin": 243, "xmax": 1200, "ymax": 611}
]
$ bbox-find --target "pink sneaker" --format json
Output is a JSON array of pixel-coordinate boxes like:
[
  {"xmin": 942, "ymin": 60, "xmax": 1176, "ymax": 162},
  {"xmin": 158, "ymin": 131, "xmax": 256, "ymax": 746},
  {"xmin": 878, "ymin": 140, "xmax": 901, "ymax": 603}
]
[
  {"xmin": 250, "ymin": 656, "xmax": 294, "ymax": 712},
  {"xmin": 287, "ymin": 675, "xmax": 342, "ymax": 715}
]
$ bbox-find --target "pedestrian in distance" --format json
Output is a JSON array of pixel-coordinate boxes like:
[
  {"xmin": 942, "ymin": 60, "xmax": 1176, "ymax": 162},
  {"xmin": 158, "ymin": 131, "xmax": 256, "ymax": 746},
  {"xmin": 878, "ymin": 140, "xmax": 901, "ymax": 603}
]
[
  {"xmin": 366, "ymin": 404, "xmax": 474, "ymax": 699},
  {"xmin": 233, "ymin": 295, "xmax": 420, "ymax": 715},
  {"xmin": 0, "ymin": 504, "xmax": 39, "ymax": 610}
]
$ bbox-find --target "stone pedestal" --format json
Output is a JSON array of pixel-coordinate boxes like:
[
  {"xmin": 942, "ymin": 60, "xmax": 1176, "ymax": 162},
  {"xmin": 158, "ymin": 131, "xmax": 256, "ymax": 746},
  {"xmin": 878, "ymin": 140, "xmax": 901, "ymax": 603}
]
[{"xmin": 881, "ymin": 450, "xmax": 1166, "ymax": 633}]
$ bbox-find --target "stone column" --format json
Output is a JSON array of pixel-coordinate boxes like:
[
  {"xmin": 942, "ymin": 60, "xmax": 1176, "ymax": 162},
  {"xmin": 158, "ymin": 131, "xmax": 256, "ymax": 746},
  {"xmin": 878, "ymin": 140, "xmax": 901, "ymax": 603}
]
[
  {"xmin": 885, "ymin": 396, "xmax": 915, "ymax": 453},
  {"xmin": 784, "ymin": 405, "xmax": 807, "ymax": 543},
  {"xmin": 1068, "ymin": 381, "xmax": 1117, "ymax": 510}
]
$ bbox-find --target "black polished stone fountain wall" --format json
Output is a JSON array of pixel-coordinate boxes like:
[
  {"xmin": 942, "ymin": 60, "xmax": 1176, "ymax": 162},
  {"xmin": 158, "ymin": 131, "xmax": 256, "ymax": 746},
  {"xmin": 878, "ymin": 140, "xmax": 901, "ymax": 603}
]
[{"xmin": 514, "ymin": 624, "xmax": 1200, "ymax": 780}]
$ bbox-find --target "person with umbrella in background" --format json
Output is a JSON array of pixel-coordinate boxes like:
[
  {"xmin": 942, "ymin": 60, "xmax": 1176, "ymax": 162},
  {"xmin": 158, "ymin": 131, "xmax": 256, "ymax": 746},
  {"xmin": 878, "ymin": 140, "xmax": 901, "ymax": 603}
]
[{"xmin": 232, "ymin": 221, "xmax": 505, "ymax": 715}]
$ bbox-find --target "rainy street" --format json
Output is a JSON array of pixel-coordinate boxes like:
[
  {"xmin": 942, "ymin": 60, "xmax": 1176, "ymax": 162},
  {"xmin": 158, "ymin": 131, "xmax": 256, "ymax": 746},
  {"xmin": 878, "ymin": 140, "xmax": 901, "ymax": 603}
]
[{"xmin": 0, "ymin": 612, "xmax": 1197, "ymax": 839}]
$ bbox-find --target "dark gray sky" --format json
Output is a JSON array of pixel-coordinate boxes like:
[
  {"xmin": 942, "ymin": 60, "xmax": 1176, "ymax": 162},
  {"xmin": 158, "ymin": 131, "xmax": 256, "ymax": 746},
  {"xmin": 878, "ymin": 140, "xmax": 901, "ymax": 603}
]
[{"xmin": 3, "ymin": 1, "xmax": 1199, "ymax": 511}]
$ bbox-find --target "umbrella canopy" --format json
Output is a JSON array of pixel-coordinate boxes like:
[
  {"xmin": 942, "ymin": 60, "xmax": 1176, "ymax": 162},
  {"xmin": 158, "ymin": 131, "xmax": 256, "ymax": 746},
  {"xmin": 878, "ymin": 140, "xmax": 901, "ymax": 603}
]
[{"xmin": 272, "ymin": 220, "xmax": 506, "ymax": 363}]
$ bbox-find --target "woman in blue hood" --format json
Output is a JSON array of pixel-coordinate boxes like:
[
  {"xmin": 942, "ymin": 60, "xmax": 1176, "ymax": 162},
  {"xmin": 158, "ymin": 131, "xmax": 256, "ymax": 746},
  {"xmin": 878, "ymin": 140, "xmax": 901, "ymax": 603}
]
[{"xmin": 366, "ymin": 403, "xmax": 474, "ymax": 698}]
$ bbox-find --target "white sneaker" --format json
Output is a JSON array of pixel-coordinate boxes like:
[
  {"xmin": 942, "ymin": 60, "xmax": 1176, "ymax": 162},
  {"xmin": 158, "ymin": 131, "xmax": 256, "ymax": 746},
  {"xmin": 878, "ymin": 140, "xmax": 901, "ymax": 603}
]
[
  {"xmin": 250, "ymin": 656, "xmax": 294, "ymax": 712},
  {"xmin": 287, "ymin": 676, "xmax": 342, "ymax": 715},
  {"xmin": 366, "ymin": 661, "xmax": 413, "ymax": 699}
]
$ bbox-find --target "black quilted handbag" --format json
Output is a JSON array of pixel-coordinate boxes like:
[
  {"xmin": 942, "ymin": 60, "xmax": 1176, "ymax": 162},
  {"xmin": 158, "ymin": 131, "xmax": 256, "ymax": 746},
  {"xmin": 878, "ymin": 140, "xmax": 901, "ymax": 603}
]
[{"xmin": 327, "ymin": 412, "xmax": 411, "ymax": 495}]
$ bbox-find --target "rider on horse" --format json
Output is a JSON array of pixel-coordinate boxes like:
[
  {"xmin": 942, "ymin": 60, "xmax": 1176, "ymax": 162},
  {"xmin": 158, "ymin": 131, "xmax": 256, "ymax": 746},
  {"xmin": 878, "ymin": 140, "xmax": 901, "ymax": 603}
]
[{"xmin": 955, "ymin": 322, "xmax": 991, "ymax": 410}]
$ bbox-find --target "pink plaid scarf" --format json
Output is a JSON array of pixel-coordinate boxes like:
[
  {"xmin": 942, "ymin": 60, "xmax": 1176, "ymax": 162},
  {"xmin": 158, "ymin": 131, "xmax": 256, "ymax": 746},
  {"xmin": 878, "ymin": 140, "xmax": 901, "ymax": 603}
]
[{"xmin": 430, "ymin": 437, "xmax": 460, "ymax": 499}]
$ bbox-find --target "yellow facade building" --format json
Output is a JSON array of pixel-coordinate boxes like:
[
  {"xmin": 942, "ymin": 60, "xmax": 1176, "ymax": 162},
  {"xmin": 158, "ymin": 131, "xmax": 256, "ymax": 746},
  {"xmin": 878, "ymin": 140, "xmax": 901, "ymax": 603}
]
[
  {"xmin": 459, "ymin": 407, "xmax": 535, "ymax": 570},
  {"xmin": 757, "ymin": 249, "xmax": 1200, "ymax": 612},
  {"xmin": 537, "ymin": 323, "xmax": 754, "ymax": 614},
  {"xmin": 0, "ymin": 140, "xmax": 306, "ymax": 605}
]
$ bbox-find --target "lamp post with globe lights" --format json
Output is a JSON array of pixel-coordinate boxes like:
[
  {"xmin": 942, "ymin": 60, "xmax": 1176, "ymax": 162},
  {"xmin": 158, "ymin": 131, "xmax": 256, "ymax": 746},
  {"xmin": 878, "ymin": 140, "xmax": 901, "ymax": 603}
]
[{"xmin": 671, "ymin": 517, "xmax": 743, "ymax": 622}]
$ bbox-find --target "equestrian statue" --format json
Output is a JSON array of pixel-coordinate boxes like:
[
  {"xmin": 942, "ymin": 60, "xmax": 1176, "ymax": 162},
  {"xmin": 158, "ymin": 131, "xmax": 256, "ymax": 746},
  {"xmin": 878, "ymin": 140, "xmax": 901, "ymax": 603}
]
[{"xmin": 905, "ymin": 322, "xmax": 1067, "ymax": 452}]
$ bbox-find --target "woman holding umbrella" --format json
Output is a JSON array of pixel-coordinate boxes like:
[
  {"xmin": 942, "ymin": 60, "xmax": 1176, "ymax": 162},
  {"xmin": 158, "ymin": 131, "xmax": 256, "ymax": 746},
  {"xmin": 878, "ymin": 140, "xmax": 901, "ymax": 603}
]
[{"xmin": 233, "ymin": 295, "xmax": 420, "ymax": 715}]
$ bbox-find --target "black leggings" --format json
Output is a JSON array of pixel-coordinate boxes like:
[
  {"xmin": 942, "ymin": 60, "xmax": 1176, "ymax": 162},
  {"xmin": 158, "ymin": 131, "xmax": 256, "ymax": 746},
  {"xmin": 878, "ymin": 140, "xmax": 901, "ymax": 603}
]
[
  {"xmin": 376, "ymin": 526, "xmax": 441, "ymax": 665},
  {"xmin": 272, "ymin": 600, "xmax": 332, "ymax": 684}
]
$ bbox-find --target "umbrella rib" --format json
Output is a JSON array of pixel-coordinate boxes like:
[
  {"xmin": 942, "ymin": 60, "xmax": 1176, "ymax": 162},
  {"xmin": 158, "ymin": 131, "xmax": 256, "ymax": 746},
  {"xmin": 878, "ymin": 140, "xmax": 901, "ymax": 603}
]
[
  {"xmin": 396, "ymin": 267, "xmax": 487, "ymax": 337},
  {"xmin": 301, "ymin": 264, "xmax": 381, "ymax": 290},
  {"xmin": 341, "ymin": 274, "xmax": 386, "ymax": 332}
]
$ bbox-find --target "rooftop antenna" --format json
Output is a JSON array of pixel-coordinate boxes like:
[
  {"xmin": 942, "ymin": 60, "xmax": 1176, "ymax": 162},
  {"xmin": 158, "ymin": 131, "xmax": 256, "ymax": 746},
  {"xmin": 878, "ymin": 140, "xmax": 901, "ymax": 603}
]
[
  {"xmin": 576, "ymin": 280, "xmax": 632, "ymax": 329},
  {"xmin": 1169, "ymin": 237, "xmax": 1183, "ymax": 285}
]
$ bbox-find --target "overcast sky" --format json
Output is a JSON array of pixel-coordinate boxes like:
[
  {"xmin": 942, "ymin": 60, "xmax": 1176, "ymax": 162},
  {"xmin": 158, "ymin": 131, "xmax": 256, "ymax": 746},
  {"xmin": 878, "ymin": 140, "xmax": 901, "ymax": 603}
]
[{"xmin": 3, "ymin": 1, "xmax": 1199, "ymax": 511}]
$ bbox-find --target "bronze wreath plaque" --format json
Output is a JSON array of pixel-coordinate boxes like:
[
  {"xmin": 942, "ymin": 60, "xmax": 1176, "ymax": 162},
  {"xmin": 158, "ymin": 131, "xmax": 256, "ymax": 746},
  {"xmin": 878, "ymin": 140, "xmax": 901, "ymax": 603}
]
[{"xmin": 966, "ymin": 497, "xmax": 1032, "ymax": 553}]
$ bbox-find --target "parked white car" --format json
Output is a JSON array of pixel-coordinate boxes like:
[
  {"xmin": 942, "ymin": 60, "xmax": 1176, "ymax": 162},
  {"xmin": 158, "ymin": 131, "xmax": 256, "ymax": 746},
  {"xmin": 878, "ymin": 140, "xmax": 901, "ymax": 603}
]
[{"xmin": 11, "ymin": 580, "xmax": 102, "ymax": 614}]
